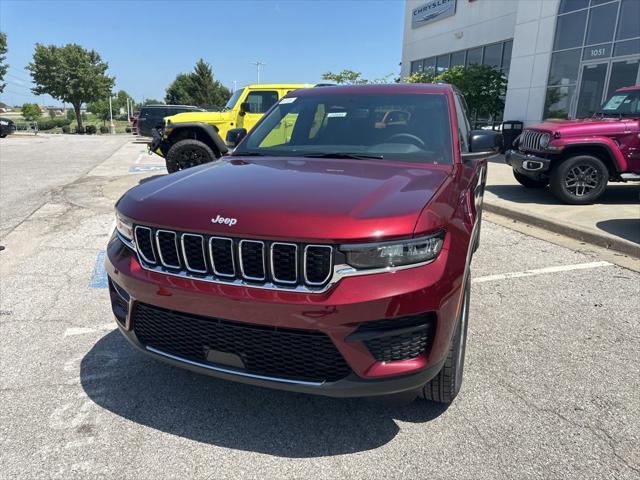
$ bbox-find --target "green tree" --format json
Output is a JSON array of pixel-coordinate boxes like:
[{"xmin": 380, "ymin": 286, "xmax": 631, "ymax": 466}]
[
  {"xmin": 141, "ymin": 98, "xmax": 163, "ymax": 106},
  {"xmin": 21, "ymin": 103, "xmax": 41, "ymax": 121},
  {"xmin": 321, "ymin": 69, "xmax": 368, "ymax": 85},
  {"xmin": 26, "ymin": 43, "xmax": 115, "ymax": 129},
  {"xmin": 0, "ymin": 32, "xmax": 7, "ymax": 94},
  {"xmin": 434, "ymin": 65, "xmax": 506, "ymax": 119},
  {"xmin": 190, "ymin": 59, "xmax": 231, "ymax": 107},
  {"xmin": 322, "ymin": 69, "xmax": 393, "ymax": 85},
  {"xmin": 165, "ymin": 73, "xmax": 195, "ymax": 105},
  {"xmin": 87, "ymin": 98, "xmax": 117, "ymax": 125},
  {"xmin": 66, "ymin": 108, "xmax": 76, "ymax": 121},
  {"xmin": 164, "ymin": 60, "xmax": 231, "ymax": 107},
  {"xmin": 115, "ymin": 89, "xmax": 134, "ymax": 114}
]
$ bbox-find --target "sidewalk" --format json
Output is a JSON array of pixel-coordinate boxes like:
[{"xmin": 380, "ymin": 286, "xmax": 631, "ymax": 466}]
[{"xmin": 484, "ymin": 157, "xmax": 640, "ymax": 258}]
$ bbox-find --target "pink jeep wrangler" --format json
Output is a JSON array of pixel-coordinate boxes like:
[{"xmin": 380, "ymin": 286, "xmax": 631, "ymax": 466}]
[{"xmin": 506, "ymin": 86, "xmax": 640, "ymax": 204}]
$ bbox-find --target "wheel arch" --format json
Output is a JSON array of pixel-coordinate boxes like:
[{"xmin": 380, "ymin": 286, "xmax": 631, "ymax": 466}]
[
  {"xmin": 166, "ymin": 122, "xmax": 229, "ymax": 158},
  {"xmin": 559, "ymin": 143, "xmax": 622, "ymax": 177}
]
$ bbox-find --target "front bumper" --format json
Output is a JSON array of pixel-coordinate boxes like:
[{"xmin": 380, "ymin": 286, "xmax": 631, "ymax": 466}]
[
  {"xmin": 505, "ymin": 149, "xmax": 551, "ymax": 178},
  {"xmin": 147, "ymin": 128, "xmax": 165, "ymax": 157},
  {"xmin": 105, "ymin": 233, "xmax": 466, "ymax": 397}
]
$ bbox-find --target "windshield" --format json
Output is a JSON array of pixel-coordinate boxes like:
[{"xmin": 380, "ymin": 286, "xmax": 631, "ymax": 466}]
[
  {"xmin": 598, "ymin": 90, "xmax": 640, "ymax": 117},
  {"xmin": 237, "ymin": 93, "xmax": 453, "ymax": 164},
  {"xmin": 224, "ymin": 88, "xmax": 245, "ymax": 111}
]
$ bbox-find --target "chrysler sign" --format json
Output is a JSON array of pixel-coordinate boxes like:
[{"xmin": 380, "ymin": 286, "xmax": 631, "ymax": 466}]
[{"xmin": 412, "ymin": 0, "xmax": 457, "ymax": 29}]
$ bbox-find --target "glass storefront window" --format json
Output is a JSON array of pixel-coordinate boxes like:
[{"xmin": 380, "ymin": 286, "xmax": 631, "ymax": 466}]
[
  {"xmin": 607, "ymin": 60, "xmax": 640, "ymax": 97},
  {"xmin": 613, "ymin": 38, "xmax": 640, "ymax": 57},
  {"xmin": 616, "ymin": 0, "xmax": 640, "ymax": 40},
  {"xmin": 548, "ymin": 49, "xmax": 582, "ymax": 85},
  {"xmin": 466, "ymin": 47, "xmax": 483, "ymax": 65},
  {"xmin": 483, "ymin": 43, "xmax": 503, "ymax": 68},
  {"xmin": 451, "ymin": 51, "xmax": 466, "ymax": 67},
  {"xmin": 424, "ymin": 57, "xmax": 436, "ymax": 75},
  {"xmin": 559, "ymin": 0, "xmax": 589, "ymax": 14},
  {"xmin": 502, "ymin": 40, "xmax": 513, "ymax": 70},
  {"xmin": 582, "ymin": 43, "xmax": 612, "ymax": 60},
  {"xmin": 436, "ymin": 54, "xmax": 450, "ymax": 72},
  {"xmin": 544, "ymin": 85, "xmax": 577, "ymax": 119},
  {"xmin": 554, "ymin": 10, "xmax": 588, "ymax": 50},
  {"xmin": 410, "ymin": 60, "xmax": 423, "ymax": 74},
  {"xmin": 585, "ymin": 2, "xmax": 618, "ymax": 45}
]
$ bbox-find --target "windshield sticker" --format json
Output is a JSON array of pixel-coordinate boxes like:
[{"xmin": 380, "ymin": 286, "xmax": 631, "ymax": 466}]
[
  {"xmin": 279, "ymin": 97, "xmax": 297, "ymax": 104},
  {"xmin": 603, "ymin": 95, "xmax": 624, "ymax": 110},
  {"xmin": 327, "ymin": 112, "xmax": 347, "ymax": 118}
]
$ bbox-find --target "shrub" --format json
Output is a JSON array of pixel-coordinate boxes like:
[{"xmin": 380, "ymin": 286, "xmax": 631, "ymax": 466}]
[
  {"xmin": 75, "ymin": 126, "xmax": 86, "ymax": 134},
  {"xmin": 55, "ymin": 118, "xmax": 71, "ymax": 127},
  {"xmin": 36, "ymin": 119, "xmax": 56, "ymax": 130},
  {"xmin": 99, "ymin": 125, "xmax": 109, "ymax": 134},
  {"xmin": 85, "ymin": 125, "xmax": 97, "ymax": 134},
  {"xmin": 62, "ymin": 125, "xmax": 71, "ymax": 134}
]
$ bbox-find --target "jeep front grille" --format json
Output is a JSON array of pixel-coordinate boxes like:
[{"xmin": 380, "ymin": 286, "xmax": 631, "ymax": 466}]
[
  {"xmin": 519, "ymin": 129, "xmax": 545, "ymax": 152},
  {"xmin": 132, "ymin": 225, "xmax": 333, "ymax": 291}
]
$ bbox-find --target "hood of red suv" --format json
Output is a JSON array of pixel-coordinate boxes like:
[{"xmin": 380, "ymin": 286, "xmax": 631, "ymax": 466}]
[
  {"xmin": 529, "ymin": 117, "xmax": 629, "ymax": 137},
  {"xmin": 117, "ymin": 157, "xmax": 450, "ymax": 242}
]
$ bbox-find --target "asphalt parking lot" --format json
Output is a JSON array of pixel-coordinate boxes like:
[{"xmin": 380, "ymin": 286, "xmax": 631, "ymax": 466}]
[{"xmin": 1, "ymin": 135, "xmax": 639, "ymax": 479}]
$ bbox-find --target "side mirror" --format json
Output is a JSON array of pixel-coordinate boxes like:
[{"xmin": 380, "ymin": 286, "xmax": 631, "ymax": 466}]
[
  {"xmin": 239, "ymin": 102, "xmax": 251, "ymax": 116},
  {"xmin": 462, "ymin": 130, "xmax": 502, "ymax": 161},
  {"xmin": 226, "ymin": 128, "xmax": 248, "ymax": 148}
]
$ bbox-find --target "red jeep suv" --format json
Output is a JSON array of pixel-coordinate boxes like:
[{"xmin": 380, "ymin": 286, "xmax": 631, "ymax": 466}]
[
  {"xmin": 506, "ymin": 86, "xmax": 640, "ymax": 204},
  {"xmin": 106, "ymin": 84, "xmax": 500, "ymax": 403}
]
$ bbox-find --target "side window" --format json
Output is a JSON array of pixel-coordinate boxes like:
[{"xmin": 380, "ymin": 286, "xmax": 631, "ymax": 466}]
[
  {"xmin": 245, "ymin": 91, "xmax": 279, "ymax": 113},
  {"xmin": 453, "ymin": 93, "xmax": 471, "ymax": 152}
]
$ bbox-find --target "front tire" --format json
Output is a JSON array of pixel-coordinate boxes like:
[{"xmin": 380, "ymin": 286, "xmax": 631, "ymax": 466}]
[
  {"xmin": 420, "ymin": 276, "xmax": 470, "ymax": 404},
  {"xmin": 165, "ymin": 139, "xmax": 216, "ymax": 173},
  {"xmin": 513, "ymin": 169, "xmax": 548, "ymax": 188},
  {"xmin": 550, "ymin": 155, "xmax": 609, "ymax": 204}
]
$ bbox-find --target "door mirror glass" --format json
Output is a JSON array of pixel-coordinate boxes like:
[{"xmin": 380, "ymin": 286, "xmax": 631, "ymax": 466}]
[
  {"xmin": 226, "ymin": 128, "xmax": 248, "ymax": 147},
  {"xmin": 239, "ymin": 102, "xmax": 251, "ymax": 115},
  {"xmin": 462, "ymin": 130, "xmax": 502, "ymax": 160}
]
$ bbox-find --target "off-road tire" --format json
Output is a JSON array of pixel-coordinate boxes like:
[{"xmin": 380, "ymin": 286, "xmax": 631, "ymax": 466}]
[
  {"xmin": 550, "ymin": 155, "xmax": 609, "ymax": 205},
  {"xmin": 420, "ymin": 276, "xmax": 470, "ymax": 404},
  {"xmin": 165, "ymin": 139, "xmax": 216, "ymax": 173},
  {"xmin": 513, "ymin": 169, "xmax": 548, "ymax": 188}
]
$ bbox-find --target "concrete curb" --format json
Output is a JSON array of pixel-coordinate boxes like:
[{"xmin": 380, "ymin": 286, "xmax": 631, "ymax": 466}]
[{"xmin": 484, "ymin": 201, "xmax": 640, "ymax": 259}]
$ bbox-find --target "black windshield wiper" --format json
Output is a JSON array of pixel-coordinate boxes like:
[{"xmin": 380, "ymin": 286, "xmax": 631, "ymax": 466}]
[
  {"xmin": 302, "ymin": 152, "xmax": 384, "ymax": 160},
  {"xmin": 232, "ymin": 151, "xmax": 266, "ymax": 156}
]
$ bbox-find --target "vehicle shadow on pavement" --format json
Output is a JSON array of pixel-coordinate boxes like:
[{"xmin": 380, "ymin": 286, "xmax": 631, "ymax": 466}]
[
  {"xmin": 81, "ymin": 331, "xmax": 448, "ymax": 457},
  {"xmin": 485, "ymin": 184, "xmax": 640, "ymax": 205},
  {"xmin": 596, "ymin": 218, "xmax": 640, "ymax": 245}
]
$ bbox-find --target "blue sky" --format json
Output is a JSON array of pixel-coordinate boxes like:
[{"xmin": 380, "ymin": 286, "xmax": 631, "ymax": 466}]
[{"xmin": 0, "ymin": 0, "xmax": 404, "ymax": 107}]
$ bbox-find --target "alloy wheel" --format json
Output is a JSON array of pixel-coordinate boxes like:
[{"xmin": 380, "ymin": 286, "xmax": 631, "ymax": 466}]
[{"xmin": 564, "ymin": 164, "xmax": 599, "ymax": 197}]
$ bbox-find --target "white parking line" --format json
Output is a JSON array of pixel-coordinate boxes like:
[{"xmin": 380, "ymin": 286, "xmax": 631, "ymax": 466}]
[
  {"xmin": 134, "ymin": 152, "xmax": 145, "ymax": 164},
  {"xmin": 472, "ymin": 261, "xmax": 612, "ymax": 284},
  {"xmin": 64, "ymin": 324, "xmax": 115, "ymax": 337}
]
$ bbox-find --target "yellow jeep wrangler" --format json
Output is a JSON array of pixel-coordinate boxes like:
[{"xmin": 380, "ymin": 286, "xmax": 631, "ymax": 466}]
[{"xmin": 149, "ymin": 83, "xmax": 311, "ymax": 172}]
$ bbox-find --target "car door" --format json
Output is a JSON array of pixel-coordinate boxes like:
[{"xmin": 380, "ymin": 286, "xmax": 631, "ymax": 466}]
[
  {"xmin": 454, "ymin": 92, "xmax": 487, "ymax": 232},
  {"xmin": 239, "ymin": 90, "xmax": 279, "ymax": 132}
]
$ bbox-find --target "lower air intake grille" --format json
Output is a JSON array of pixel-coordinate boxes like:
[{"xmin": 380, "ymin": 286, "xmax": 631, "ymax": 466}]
[
  {"xmin": 355, "ymin": 313, "xmax": 436, "ymax": 362},
  {"xmin": 133, "ymin": 303, "xmax": 352, "ymax": 382}
]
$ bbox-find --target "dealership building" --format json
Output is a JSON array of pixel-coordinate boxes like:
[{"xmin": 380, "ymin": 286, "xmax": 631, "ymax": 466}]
[{"xmin": 401, "ymin": 0, "xmax": 640, "ymax": 125}]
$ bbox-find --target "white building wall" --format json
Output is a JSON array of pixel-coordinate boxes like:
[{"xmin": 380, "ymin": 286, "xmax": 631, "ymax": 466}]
[
  {"xmin": 503, "ymin": 0, "xmax": 561, "ymax": 125},
  {"xmin": 401, "ymin": 0, "xmax": 518, "ymax": 78}
]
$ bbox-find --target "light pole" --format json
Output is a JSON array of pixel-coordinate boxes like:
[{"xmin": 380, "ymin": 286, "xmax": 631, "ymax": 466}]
[
  {"xmin": 108, "ymin": 94, "xmax": 116, "ymax": 134},
  {"xmin": 249, "ymin": 61, "xmax": 266, "ymax": 84}
]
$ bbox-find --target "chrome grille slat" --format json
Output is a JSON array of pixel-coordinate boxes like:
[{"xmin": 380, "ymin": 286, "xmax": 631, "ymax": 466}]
[
  {"xmin": 133, "ymin": 225, "xmax": 334, "ymax": 291},
  {"xmin": 239, "ymin": 240, "xmax": 266, "ymax": 281},
  {"xmin": 181, "ymin": 234, "xmax": 207, "ymax": 274},
  {"xmin": 155, "ymin": 230, "xmax": 181, "ymax": 269},
  {"xmin": 271, "ymin": 243, "xmax": 298, "ymax": 285},
  {"xmin": 520, "ymin": 130, "xmax": 544, "ymax": 152},
  {"xmin": 209, "ymin": 237, "xmax": 235, "ymax": 277},
  {"xmin": 134, "ymin": 226, "xmax": 156, "ymax": 264}
]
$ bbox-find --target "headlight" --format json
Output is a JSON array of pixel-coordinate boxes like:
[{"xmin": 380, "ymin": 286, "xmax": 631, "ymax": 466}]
[
  {"xmin": 115, "ymin": 211, "xmax": 134, "ymax": 243},
  {"xmin": 340, "ymin": 231, "xmax": 444, "ymax": 270},
  {"xmin": 539, "ymin": 133, "xmax": 551, "ymax": 149}
]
